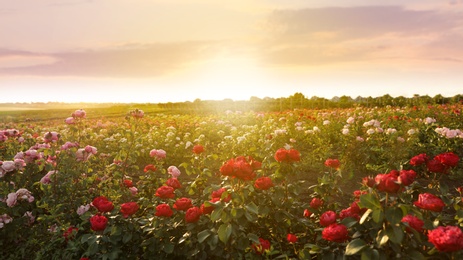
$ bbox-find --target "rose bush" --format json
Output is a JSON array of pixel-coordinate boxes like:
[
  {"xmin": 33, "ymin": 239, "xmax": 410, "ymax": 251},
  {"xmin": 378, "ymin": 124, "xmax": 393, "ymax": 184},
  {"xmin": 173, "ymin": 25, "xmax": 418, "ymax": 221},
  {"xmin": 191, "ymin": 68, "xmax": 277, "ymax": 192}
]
[{"xmin": 1, "ymin": 103, "xmax": 463, "ymax": 259}]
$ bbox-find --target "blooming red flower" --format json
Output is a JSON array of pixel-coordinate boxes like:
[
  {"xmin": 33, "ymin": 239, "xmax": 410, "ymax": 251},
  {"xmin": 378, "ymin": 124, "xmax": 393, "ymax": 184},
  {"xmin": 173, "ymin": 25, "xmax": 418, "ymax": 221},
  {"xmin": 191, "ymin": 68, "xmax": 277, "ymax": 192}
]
[
  {"xmin": 287, "ymin": 233, "xmax": 298, "ymax": 243},
  {"xmin": 322, "ymin": 223, "xmax": 349, "ymax": 243},
  {"xmin": 428, "ymin": 226, "xmax": 463, "ymax": 252},
  {"xmin": 324, "ymin": 158, "xmax": 340, "ymax": 169},
  {"xmin": 80, "ymin": 258, "xmax": 90, "ymax": 260},
  {"xmin": 219, "ymin": 156, "xmax": 258, "ymax": 181},
  {"xmin": 310, "ymin": 198, "xmax": 323, "ymax": 209},
  {"xmin": 155, "ymin": 204, "xmax": 173, "ymax": 217},
  {"xmin": 254, "ymin": 177, "xmax": 274, "ymax": 190},
  {"xmin": 173, "ymin": 197, "xmax": 193, "ymax": 211},
  {"xmin": 320, "ymin": 211, "xmax": 337, "ymax": 227},
  {"xmin": 143, "ymin": 164, "xmax": 156, "ymax": 173},
  {"xmin": 185, "ymin": 207, "xmax": 202, "ymax": 223},
  {"xmin": 155, "ymin": 186, "xmax": 175, "ymax": 199},
  {"xmin": 409, "ymin": 153, "xmax": 428, "ymax": 166},
  {"xmin": 375, "ymin": 171, "xmax": 401, "ymax": 193},
  {"xmin": 90, "ymin": 215, "xmax": 108, "ymax": 231},
  {"xmin": 274, "ymin": 148, "xmax": 300, "ymax": 163},
  {"xmin": 435, "ymin": 152, "xmax": 459, "ymax": 167},
  {"xmin": 252, "ymin": 238, "xmax": 271, "ymax": 255},
  {"xmin": 63, "ymin": 226, "xmax": 78, "ymax": 241},
  {"xmin": 339, "ymin": 207, "xmax": 360, "ymax": 221},
  {"xmin": 201, "ymin": 198, "xmax": 220, "ymax": 215},
  {"xmin": 353, "ymin": 190, "xmax": 367, "ymax": 198},
  {"xmin": 123, "ymin": 179, "xmax": 133, "ymax": 188},
  {"xmin": 211, "ymin": 188, "xmax": 231, "ymax": 202},
  {"xmin": 303, "ymin": 209, "xmax": 312, "ymax": 218},
  {"xmin": 192, "ymin": 144, "xmax": 205, "ymax": 154},
  {"xmin": 120, "ymin": 202, "xmax": 139, "ymax": 218},
  {"xmin": 92, "ymin": 196, "xmax": 114, "ymax": 213},
  {"xmin": 401, "ymin": 214, "xmax": 424, "ymax": 233},
  {"xmin": 166, "ymin": 178, "xmax": 182, "ymax": 190},
  {"xmin": 398, "ymin": 169, "xmax": 417, "ymax": 186},
  {"xmin": 426, "ymin": 159, "xmax": 447, "ymax": 174},
  {"xmin": 287, "ymin": 149, "xmax": 301, "ymax": 162},
  {"xmin": 362, "ymin": 176, "xmax": 376, "ymax": 188},
  {"xmin": 414, "ymin": 193, "xmax": 445, "ymax": 212}
]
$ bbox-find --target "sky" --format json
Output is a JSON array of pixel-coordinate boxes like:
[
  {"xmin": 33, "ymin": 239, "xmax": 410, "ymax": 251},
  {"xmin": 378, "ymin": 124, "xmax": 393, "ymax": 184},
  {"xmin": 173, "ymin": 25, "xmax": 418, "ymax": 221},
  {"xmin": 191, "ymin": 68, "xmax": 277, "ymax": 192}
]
[{"xmin": 1, "ymin": 0, "xmax": 463, "ymax": 103}]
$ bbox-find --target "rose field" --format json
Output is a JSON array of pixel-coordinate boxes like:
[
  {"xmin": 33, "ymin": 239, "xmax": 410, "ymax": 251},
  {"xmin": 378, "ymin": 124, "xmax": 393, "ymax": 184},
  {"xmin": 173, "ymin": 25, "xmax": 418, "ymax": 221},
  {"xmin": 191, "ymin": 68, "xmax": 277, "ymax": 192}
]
[{"xmin": 2, "ymin": 103, "xmax": 463, "ymax": 259}]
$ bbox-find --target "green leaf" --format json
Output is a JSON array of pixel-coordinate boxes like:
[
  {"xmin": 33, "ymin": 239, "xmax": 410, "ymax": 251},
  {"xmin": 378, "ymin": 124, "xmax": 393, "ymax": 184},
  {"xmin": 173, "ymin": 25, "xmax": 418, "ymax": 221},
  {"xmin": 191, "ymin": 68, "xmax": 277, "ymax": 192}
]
[
  {"xmin": 111, "ymin": 226, "xmax": 122, "ymax": 236},
  {"xmin": 211, "ymin": 207, "xmax": 223, "ymax": 222},
  {"xmin": 247, "ymin": 233, "xmax": 260, "ymax": 244},
  {"xmin": 231, "ymin": 208, "xmax": 244, "ymax": 219},
  {"xmin": 359, "ymin": 194, "xmax": 381, "ymax": 210},
  {"xmin": 163, "ymin": 243, "xmax": 175, "ymax": 254},
  {"xmin": 372, "ymin": 209, "xmax": 384, "ymax": 223},
  {"xmin": 385, "ymin": 207, "xmax": 403, "ymax": 225},
  {"xmin": 345, "ymin": 239, "xmax": 367, "ymax": 255},
  {"xmin": 122, "ymin": 232, "xmax": 132, "ymax": 244},
  {"xmin": 386, "ymin": 225, "xmax": 404, "ymax": 244},
  {"xmin": 218, "ymin": 223, "xmax": 232, "ymax": 244},
  {"xmin": 245, "ymin": 202, "xmax": 259, "ymax": 215},
  {"xmin": 197, "ymin": 230, "xmax": 211, "ymax": 243}
]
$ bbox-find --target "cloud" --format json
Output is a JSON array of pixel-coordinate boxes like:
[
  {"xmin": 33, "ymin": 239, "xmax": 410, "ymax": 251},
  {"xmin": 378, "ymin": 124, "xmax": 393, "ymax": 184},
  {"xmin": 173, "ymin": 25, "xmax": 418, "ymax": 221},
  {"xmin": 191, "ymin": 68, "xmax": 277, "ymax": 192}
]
[
  {"xmin": 0, "ymin": 42, "xmax": 220, "ymax": 78},
  {"xmin": 258, "ymin": 6, "xmax": 463, "ymax": 66}
]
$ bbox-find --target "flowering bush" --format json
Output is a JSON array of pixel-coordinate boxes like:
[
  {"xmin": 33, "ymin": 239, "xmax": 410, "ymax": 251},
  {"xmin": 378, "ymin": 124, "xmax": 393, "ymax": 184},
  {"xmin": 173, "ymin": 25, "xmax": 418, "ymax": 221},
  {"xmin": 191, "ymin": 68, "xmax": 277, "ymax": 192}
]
[{"xmin": 1, "ymin": 104, "xmax": 463, "ymax": 259}]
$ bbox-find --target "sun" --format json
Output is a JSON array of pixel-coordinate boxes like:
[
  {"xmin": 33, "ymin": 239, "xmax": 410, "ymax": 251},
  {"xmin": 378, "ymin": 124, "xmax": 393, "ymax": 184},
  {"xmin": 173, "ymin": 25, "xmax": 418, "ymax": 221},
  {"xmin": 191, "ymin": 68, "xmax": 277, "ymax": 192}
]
[{"xmin": 187, "ymin": 53, "xmax": 279, "ymax": 101}]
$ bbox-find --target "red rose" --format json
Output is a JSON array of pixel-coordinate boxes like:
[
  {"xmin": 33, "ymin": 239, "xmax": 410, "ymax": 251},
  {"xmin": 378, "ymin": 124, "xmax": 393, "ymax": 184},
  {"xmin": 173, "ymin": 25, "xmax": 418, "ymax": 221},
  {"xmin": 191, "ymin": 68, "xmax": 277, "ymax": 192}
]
[
  {"xmin": 274, "ymin": 148, "xmax": 300, "ymax": 163},
  {"xmin": 322, "ymin": 223, "xmax": 349, "ymax": 243},
  {"xmin": 320, "ymin": 211, "xmax": 337, "ymax": 227},
  {"xmin": 219, "ymin": 156, "xmax": 257, "ymax": 181},
  {"xmin": 254, "ymin": 177, "xmax": 274, "ymax": 190},
  {"xmin": 398, "ymin": 169, "xmax": 417, "ymax": 186},
  {"xmin": 185, "ymin": 207, "xmax": 202, "ymax": 223},
  {"xmin": 401, "ymin": 214, "xmax": 424, "ymax": 233},
  {"xmin": 303, "ymin": 209, "xmax": 312, "ymax": 218},
  {"xmin": 287, "ymin": 149, "xmax": 301, "ymax": 162},
  {"xmin": 252, "ymin": 238, "xmax": 271, "ymax": 255},
  {"xmin": 143, "ymin": 164, "xmax": 156, "ymax": 173},
  {"xmin": 286, "ymin": 233, "xmax": 298, "ymax": 243},
  {"xmin": 409, "ymin": 153, "xmax": 428, "ymax": 166},
  {"xmin": 435, "ymin": 152, "xmax": 459, "ymax": 167},
  {"xmin": 90, "ymin": 215, "xmax": 108, "ymax": 231},
  {"xmin": 80, "ymin": 258, "xmax": 90, "ymax": 260},
  {"xmin": 310, "ymin": 198, "xmax": 323, "ymax": 209},
  {"xmin": 173, "ymin": 197, "xmax": 193, "ymax": 211},
  {"xmin": 414, "ymin": 193, "xmax": 445, "ymax": 212},
  {"xmin": 274, "ymin": 148, "xmax": 288, "ymax": 162},
  {"xmin": 375, "ymin": 171, "xmax": 400, "ymax": 193},
  {"xmin": 123, "ymin": 179, "xmax": 133, "ymax": 188},
  {"xmin": 192, "ymin": 145, "xmax": 204, "ymax": 154},
  {"xmin": 200, "ymin": 198, "xmax": 220, "ymax": 215},
  {"xmin": 155, "ymin": 204, "xmax": 173, "ymax": 217},
  {"xmin": 339, "ymin": 207, "xmax": 360, "ymax": 221},
  {"xmin": 362, "ymin": 176, "xmax": 376, "ymax": 188},
  {"xmin": 155, "ymin": 186, "xmax": 175, "ymax": 199},
  {"xmin": 426, "ymin": 159, "xmax": 447, "ymax": 173},
  {"xmin": 324, "ymin": 158, "xmax": 340, "ymax": 169},
  {"xmin": 92, "ymin": 196, "xmax": 114, "ymax": 213},
  {"xmin": 120, "ymin": 202, "xmax": 139, "ymax": 218},
  {"xmin": 211, "ymin": 188, "xmax": 231, "ymax": 202},
  {"xmin": 63, "ymin": 226, "xmax": 78, "ymax": 241},
  {"xmin": 166, "ymin": 178, "xmax": 182, "ymax": 190},
  {"xmin": 428, "ymin": 226, "xmax": 463, "ymax": 252}
]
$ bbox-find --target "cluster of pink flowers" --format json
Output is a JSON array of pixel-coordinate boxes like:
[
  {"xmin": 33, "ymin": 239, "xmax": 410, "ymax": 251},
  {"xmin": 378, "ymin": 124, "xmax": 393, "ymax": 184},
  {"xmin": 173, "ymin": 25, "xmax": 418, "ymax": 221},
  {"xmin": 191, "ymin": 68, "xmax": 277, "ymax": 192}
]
[
  {"xmin": 65, "ymin": 109, "xmax": 86, "ymax": 124},
  {"xmin": 149, "ymin": 149, "xmax": 167, "ymax": 160},
  {"xmin": 43, "ymin": 131, "xmax": 60, "ymax": 143},
  {"xmin": 0, "ymin": 129, "xmax": 20, "ymax": 141},
  {"xmin": 129, "ymin": 109, "xmax": 144, "ymax": 118},
  {"xmin": 5, "ymin": 188, "xmax": 34, "ymax": 207},
  {"xmin": 0, "ymin": 214, "xmax": 13, "ymax": 229},
  {"xmin": 76, "ymin": 145, "xmax": 97, "ymax": 162},
  {"xmin": 40, "ymin": 170, "xmax": 58, "ymax": 184}
]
